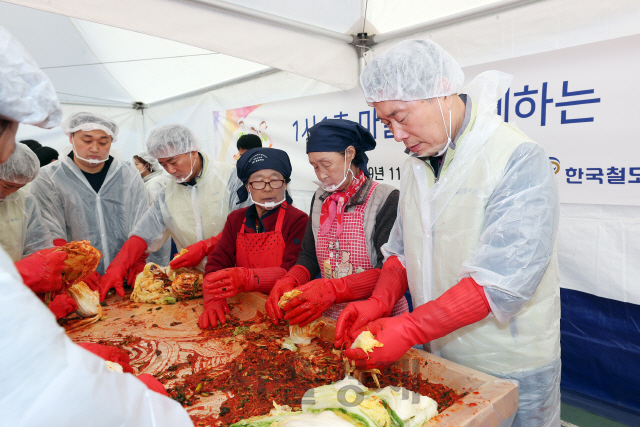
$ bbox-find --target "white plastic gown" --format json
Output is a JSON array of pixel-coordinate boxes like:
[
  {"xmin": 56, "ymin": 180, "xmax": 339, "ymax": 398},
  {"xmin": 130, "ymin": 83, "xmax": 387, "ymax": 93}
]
[
  {"xmin": 131, "ymin": 153, "xmax": 234, "ymax": 269},
  {"xmin": 0, "ymin": 189, "xmax": 53, "ymax": 261},
  {"xmin": 381, "ymin": 72, "xmax": 561, "ymax": 427},
  {"xmin": 30, "ymin": 155, "xmax": 149, "ymax": 274},
  {"xmin": 143, "ymin": 170, "xmax": 171, "ymax": 203},
  {"xmin": 142, "ymin": 170, "xmax": 172, "ymax": 265},
  {"xmin": 0, "ymin": 247, "xmax": 194, "ymax": 427}
]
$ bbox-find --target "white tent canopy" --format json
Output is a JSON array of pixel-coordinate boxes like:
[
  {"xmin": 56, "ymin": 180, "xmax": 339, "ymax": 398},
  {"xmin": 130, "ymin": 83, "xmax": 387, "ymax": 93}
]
[
  {"xmin": 7, "ymin": 0, "xmax": 640, "ymax": 98},
  {"xmin": 4, "ymin": 0, "xmax": 640, "ymax": 161},
  {"xmin": 0, "ymin": 2, "xmax": 276, "ymax": 107}
]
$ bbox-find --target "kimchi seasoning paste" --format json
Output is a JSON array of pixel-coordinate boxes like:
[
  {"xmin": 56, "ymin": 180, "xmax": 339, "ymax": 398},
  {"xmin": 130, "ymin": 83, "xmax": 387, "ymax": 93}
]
[{"xmin": 163, "ymin": 312, "xmax": 463, "ymax": 426}]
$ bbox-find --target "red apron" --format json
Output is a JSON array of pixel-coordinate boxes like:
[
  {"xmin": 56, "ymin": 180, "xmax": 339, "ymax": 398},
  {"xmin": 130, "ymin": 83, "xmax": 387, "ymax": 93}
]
[
  {"xmin": 316, "ymin": 183, "xmax": 409, "ymax": 320},
  {"xmin": 235, "ymin": 203, "xmax": 287, "ymax": 269}
]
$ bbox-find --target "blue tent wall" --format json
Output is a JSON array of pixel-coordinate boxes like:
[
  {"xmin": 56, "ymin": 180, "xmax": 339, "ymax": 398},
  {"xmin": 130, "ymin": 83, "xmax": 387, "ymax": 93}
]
[{"xmin": 561, "ymin": 288, "xmax": 640, "ymax": 424}]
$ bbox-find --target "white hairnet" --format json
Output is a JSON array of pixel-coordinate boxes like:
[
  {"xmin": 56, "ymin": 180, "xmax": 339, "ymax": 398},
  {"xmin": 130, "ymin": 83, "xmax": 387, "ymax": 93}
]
[
  {"xmin": 61, "ymin": 112, "xmax": 119, "ymax": 142},
  {"xmin": 135, "ymin": 150, "xmax": 160, "ymax": 172},
  {"xmin": 360, "ymin": 39, "xmax": 465, "ymax": 104},
  {"xmin": 146, "ymin": 124, "xmax": 201, "ymax": 159},
  {"xmin": 0, "ymin": 26, "xmax": 62, "ymax": 128},
  {"xmin": 0, "ymin": 142, "xmax": 39, "ymax": 184}
]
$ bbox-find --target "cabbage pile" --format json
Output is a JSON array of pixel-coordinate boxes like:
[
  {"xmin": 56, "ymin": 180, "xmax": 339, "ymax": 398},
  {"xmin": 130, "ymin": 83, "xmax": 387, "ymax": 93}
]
[
  {"xmin": 230, "ymin": 377, "xmax": 438, "ymax": 427},
  {"xmin": 130, "ymin": 262, "xmax": 203, "ymax": 305}
]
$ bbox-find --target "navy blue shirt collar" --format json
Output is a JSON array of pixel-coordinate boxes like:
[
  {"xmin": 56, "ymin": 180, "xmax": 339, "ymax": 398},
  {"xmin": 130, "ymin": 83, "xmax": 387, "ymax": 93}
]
[{"xmin": 245, "ymin": 203, "xmax": 281, "ymax": 233}]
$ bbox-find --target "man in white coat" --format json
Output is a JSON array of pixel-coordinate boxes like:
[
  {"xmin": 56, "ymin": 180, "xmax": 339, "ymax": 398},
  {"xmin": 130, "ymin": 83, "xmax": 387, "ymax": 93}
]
[
  {"xmin": 98, "ymin": 124, "xmax": 234, "ymax": 299},
  {"xmin": 30, "ymin": 110, "xmax": 150, "ymax": 289},
  {"xmin": 338, "ymin": 40, "xmax": 561, "ymax": 427},
  {"xmin": 0, "ymin": 25, "xmax": 193, "ymax": 426}
]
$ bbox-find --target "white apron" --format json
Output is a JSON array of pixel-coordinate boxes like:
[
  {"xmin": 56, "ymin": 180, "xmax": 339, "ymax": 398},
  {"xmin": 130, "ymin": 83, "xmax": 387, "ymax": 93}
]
[
  {"xmin": 164, "ymin": 153, "xmax": 233, "ymax": 249},
  {"xmin": 400, "ymin": 72, "xmax": 560, "ymax": 375},
  {"xmin": 0, "ymin": 191, "xmax": 27, "ymax": 262}
]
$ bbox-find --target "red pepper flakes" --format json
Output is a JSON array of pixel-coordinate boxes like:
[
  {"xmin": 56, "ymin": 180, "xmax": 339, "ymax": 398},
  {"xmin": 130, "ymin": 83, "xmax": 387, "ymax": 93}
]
[{"xmin": 166, "ymin": 312, "xmax": 464, "ymax": 426}]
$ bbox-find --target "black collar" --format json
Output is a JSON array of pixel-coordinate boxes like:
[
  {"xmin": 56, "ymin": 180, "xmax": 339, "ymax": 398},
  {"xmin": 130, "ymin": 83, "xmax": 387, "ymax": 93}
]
[{"xmin": 245, "ymin": 203, "xmax": 281, "ymax": 233}]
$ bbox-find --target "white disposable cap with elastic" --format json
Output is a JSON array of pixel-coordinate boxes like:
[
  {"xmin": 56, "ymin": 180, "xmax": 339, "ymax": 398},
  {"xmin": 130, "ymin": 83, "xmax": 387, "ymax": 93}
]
[
  {"xmin": 61, "ymin": 112, "xmax": 119, "ymax": 142},
  {"xmin": 0, "ymin": 142, "xmax": 39, "ymax": 185},
  {"xmin": 146, "ymin": 124, "xmax": 202, "ymax": 159},
  {"xmin": 360, "ymin": 39, "xmax": 465, "ymax": 104}
]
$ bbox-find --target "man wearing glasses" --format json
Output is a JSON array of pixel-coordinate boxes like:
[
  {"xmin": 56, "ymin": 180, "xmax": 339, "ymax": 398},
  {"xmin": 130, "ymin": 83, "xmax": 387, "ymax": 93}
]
[{"xmin": 194, "ymin": 147, "xmax": 308, "ymax": 329}]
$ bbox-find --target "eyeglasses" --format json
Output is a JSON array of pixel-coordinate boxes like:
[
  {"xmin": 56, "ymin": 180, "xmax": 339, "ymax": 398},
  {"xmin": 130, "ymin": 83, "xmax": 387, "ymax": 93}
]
[{"xmin": 248, "ymin": 180, "xmax": 285, "ymax": 190}]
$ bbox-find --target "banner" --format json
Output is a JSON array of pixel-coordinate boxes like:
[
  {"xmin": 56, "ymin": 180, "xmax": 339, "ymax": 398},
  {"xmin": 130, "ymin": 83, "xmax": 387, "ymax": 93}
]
[
  {"xmin": 463, "ymin": 33, "xmax": 640, "ymax": 206},
  {"xmin": 213, "ymin": 33, "xmax": 640, "ymax": 207},
  {"xmin": 212, "ymin": 89, "xmax": 406, "ymax": 195}
]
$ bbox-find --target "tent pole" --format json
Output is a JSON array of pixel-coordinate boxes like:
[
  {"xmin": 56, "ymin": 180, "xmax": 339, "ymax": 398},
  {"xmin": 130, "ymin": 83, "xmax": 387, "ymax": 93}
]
[
  {"xmin": 147, "ymin": 67, "xmax": 279, "ymax": 107},
  {"xmin": 59, "ymin": 100, "xmax": 134, "ymax": 109},
  {"xmin": 353, "ymin": 33, "xmax": 375, "ymax": 76},
  {"xmin": 373, "ymin": 0, "xmax": 544, "ymax": 43},
  {"xmin": 189, "ymin": 0, "xmax": 353, "ymax": 44}
]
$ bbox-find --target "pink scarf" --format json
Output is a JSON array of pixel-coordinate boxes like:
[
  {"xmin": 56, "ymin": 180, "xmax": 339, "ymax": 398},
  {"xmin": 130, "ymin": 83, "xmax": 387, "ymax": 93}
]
[{"xmin": 319, "ymin": 170, "xmax": 367, "ymax": 238}]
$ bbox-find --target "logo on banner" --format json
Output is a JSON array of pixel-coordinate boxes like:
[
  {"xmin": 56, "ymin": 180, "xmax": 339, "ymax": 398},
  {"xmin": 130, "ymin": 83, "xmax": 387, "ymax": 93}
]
[{"xmin": 549, "ymin": 157, "xmax": 560, "ymax": 174}]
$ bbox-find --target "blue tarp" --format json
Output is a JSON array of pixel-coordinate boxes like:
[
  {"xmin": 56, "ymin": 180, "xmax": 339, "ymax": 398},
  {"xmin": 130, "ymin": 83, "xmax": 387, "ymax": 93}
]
[{"xmin": 561, "ymin": 288, "xmax": 640, "ymax": 417}]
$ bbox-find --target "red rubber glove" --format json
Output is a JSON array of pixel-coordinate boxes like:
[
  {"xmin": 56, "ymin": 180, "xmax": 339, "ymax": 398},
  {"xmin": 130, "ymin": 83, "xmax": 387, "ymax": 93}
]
[
  {"xmin": 136, "ymin": 373, "xmax": 168, "ymax": 396},
  {"xmin": 77, "ymin": 342, "xmax": 167, "ymax": 395},
  {"xmin": 170, "ymin": 233, "xmax": 221, "ymax": 269},
  {"xmin": 345, "ymin": 277, "xmax": 491, "ymax": 369},
  {"xmin": 265, "ymin": 265, "xmax": 310, "ymax": 324},
  {"xmin": 283, "ymin": 269, "xmax": 381, "ymax": 327},
  {"xmin": 15, "ymin": 248, "xmax": 68, "ymax": 294},
  {"xmin": 49, "ymin": 293, "xmax": 78, "ymax": 319},
  {"xmin": 126, "ymin": 251, "xmax": 148, "ymax": 288},
  {"xmin": 53, "ymin": 239, "xmax": 67, "ymax": 247},
  {"xmin": 335, "ymin": 256, "xmax": 408, "ymax": 348},
  {"xmin": 198, "ymin": 288, "xmax": 230, "ymax": 329},
  {"xmin": 77, "ymin": 342, "xmax": 134, "ymax": 373},
  {"xmin": 205, "ymin": 267, "xmax": 286, "ymax": 300},
  {"xmin": 83, "ymin": 271, "xmax": 101, "ymax": 292},
  {"xmin": 97, "ymin": 236, "xmax": 147, "ymax": 301}
]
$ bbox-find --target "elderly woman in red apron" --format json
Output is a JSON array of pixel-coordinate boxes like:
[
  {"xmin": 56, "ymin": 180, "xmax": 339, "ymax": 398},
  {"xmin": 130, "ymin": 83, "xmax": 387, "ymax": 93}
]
[
  {"xmin": 266, "ymin": 119, "xmax": 409, "ymax": 347},
  {"xmin": 196, "ymin": 147, "xmax": 308, "ymax": 329}
]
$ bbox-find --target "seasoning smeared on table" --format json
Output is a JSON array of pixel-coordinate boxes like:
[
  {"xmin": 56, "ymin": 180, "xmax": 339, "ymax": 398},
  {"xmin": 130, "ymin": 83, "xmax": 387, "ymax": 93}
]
[{"xmin": 160, "ymin": 311, "xmax": 464, "ymax": 426}]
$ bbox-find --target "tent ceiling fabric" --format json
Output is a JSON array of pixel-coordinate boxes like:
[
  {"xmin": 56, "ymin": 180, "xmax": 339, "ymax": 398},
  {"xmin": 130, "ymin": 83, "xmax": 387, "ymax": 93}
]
[
  {"xmin": 368, "ymin": 0, "xmax": 508, "ymax": 34},
  {"xmin": 3, "ymin": 0, "xmax": 360, "ymax": 90},
  {"xmin": 3, "ymin": 0, "xmax": 640, "ymax": 109},
  {"xmin": 368, "ymin": 0, "xmax": 640, "ymax": 69},
  {"xmin": 215, "ymin": 0, "xmax": 363, "ymax": 34},
  {"xmin": 0, "ymin": 1, "xmax": 274, "ymax": 105}
]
